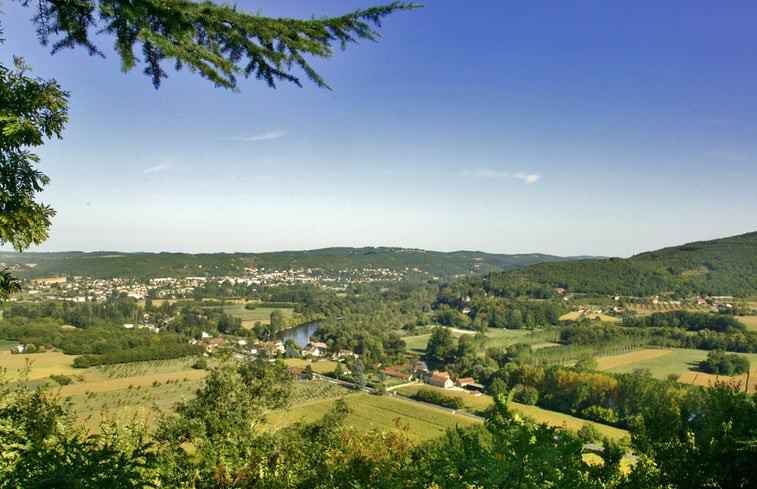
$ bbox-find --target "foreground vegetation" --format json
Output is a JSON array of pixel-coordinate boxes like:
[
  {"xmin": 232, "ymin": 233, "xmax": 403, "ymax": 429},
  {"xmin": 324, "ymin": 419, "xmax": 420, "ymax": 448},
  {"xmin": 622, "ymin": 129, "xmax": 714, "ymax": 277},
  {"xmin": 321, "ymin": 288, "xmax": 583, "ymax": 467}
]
[{"xmin": 1, "ymin": 358, "xmax": 755, "ymax": 488}]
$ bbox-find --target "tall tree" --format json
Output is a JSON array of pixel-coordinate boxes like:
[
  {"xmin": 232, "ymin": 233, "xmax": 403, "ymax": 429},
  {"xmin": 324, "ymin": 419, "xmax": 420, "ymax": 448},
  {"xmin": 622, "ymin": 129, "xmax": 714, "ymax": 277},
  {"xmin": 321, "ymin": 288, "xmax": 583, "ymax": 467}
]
[
  {"xmin": 0, "ymin": 41, "xmax": 68, "ymax": 298},
  {"xmin": 425, "ymin": 326, "xmax": 454, "ymax": 366}
]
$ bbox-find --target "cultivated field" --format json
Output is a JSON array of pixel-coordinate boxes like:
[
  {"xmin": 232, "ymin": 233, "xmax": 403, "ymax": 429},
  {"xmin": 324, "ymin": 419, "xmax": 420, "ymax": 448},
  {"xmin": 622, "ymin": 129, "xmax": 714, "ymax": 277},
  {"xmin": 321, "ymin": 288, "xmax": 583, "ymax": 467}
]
[
  {"xmin": 393, "ymin": 384, "xmax": 627, "ymax": 441},
  {"xmin": 596, "ymin": 349, "xmax": 672, "ymax": 371},
  {"xmin": 678, "ymin": 368, "xmax": 757, "ymax": 392},
  {"xmin": 625, "ymin": 303, "xmax": 709, "ymax": 313},
  {"xmin": 219, "ymin": 304, "xmax": 295, "ymax": 328},
  {"xmin": 739, "ymin": 315, "xmax": 757, "ymax": 331},
  {"xmin": 0, "ymin": 352, "xmax": 207, "ymax": 431},
  {"xmin": 403, "ymin": 328, "xmax": 540, "ymax": 354},
  {"xmin": 284, "ymin": 358, "xmax": 338, "ymax": 374},
  {"xmin": 600, "ymin": 348, "xmax": 757, "ymax": 385},
  {"xmin": 268, "ymin": 390, "xmax": 480, "ymax": 442},
  {"xmin": 560, "ymin": 312, "xmax": 620, "ymax": 323},
  {"xmin": 0, "ymin": 350, "xmax": 82, "ymax": 380}
]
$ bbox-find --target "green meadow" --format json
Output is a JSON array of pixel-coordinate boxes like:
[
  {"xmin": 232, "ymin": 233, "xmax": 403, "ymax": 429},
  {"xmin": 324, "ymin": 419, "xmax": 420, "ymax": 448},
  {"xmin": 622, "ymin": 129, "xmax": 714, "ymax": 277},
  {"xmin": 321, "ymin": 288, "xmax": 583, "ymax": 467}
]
[{"xmin": 217, "ymin": 303, "xmax": 295, "ymax": 327}]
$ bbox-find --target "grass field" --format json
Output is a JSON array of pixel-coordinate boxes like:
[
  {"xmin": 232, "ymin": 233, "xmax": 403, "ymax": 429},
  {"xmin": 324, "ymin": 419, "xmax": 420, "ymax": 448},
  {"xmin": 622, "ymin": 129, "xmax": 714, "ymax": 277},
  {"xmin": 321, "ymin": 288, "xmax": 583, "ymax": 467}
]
[
  {"xmin": 218, "ymin": 304, "xmax": 295, "ymax": 328},
  {"xmin": 268, "ymin": 390, "xmax": 480, "ymax": 442},
  {"xmin": 626, "ymin": 303, "xmax": 709, "ymax": 313},
  {"xmin": 739, "ymin": 315, "xmax": 757, "ymax": 331},
  {"xmin": 404, "ymin": 328, "xmax": 539, "ymax": 354},
  {"xmin": 0, "ymin": 352, "xmax": 207, "ymax": 431},
  {"xmin": 284, "ymin": 358, "xmax": 338, "ymax": 374},
  {"xmin": 560, "ymin": 311, "xmax": 620, "ymax": 323},
  {"xmin": 393, "ymin": 384, "xmax": 628, "ymax": 441},
  {"xmin": 602, "ymin": 348, "xmax": 757, "ymax": 383},
  {"xmin": 0, "ymin": 350, "xmax": 81, "ymax": 380},
  {"xmin": 596, "ymin": 349, "xmax": 672, "ymax": 371},
  {"xmin": 678, "ymin": 368, "xmax": 757, "ymax": 392},
  {"xmin": 65, "ymin": 375, "xmax": 205, "ymax": 432},
  {"xmin": 0, "ymin": 339, "xmax": 18, "ymax": 350}
]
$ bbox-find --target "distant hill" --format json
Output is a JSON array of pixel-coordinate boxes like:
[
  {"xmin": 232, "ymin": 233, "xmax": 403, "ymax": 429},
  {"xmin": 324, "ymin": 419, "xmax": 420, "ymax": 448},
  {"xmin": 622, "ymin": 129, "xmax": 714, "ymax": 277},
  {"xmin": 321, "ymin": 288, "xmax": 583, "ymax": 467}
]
[
  {"xmin": 0, "ymin": 247, "xmax": 573, "ymax": 281},
  {"xmin": 456, "ymin": 232, "xmax": 757, "ymax": 298}
]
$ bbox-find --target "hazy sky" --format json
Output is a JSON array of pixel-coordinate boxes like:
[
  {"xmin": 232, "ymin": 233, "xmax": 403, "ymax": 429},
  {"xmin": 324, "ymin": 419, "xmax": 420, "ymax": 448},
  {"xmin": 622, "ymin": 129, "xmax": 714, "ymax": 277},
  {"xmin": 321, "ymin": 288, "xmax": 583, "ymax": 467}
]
[{"xmin": 2, "ymin": 1, "xmax": 756, "ymax": 257}]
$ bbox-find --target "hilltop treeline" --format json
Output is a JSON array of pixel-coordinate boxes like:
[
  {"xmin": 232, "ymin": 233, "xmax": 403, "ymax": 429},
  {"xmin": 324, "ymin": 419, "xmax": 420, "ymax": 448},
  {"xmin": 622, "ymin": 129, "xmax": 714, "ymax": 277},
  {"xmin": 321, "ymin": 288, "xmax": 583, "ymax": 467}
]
[
  {"xmin": 446, "ymin": 232, "xmax": 757, "ymax": 298},
  {"xmin": 0, "ymin": 247, "xmax": 569, "ymax": 281},
  {"xmin": 621, "ymin": 311, "xmax": 746, "ymax": 332}
]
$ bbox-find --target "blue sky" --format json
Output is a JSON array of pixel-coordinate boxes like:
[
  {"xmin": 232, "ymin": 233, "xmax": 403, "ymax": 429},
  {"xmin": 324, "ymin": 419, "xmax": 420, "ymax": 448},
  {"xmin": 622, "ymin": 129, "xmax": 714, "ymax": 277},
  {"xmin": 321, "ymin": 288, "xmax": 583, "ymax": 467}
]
[{"xmin": 2, "ymin": 1, "xmax": 756, "ymax": 257}]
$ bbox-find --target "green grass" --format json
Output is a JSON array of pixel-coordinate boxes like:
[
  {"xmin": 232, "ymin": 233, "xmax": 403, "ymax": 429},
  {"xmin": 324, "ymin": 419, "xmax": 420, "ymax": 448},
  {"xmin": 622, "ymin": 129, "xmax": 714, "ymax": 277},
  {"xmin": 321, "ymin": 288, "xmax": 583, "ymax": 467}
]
[
  {"xmin": 484, "ymin": 328, "xmax": 551, "ymax": 349},
  {"xmin": 605, "ymin": 348, "xmax": 757, "ymax": 379},
  {"xmin": 402, "ymin": 333, "xmax": 434, "ymax": 353},
  {"xmin": 216, "ymin": 304, "xmax": 294, "ymax": 326},
  {"xmin": 268, "ymin": 391, "xmax": 479, "ymax": 442},
  {"xmin": 393, "ymin": 384, "xmax": 627, "ymax": 441},
  {"xmin": 92, "ymin": 357, "xmax": 199, "ymax": 379},
  {"xmin": 739, "ymin": 315, "xmax": 757, "ymax": 332},
  {"xmin": 284, "ymin": 358, "xmax": 338, "ymax": 374},
  {"xmin": 403, "ymin": 328, "xmax": 544, "ymax": 354},
  {"xmin": 65, "ymin": 376, "xmax": 204, "ymax": 432},
  {"xmin": 0, "ymin": 340, "xmax": 18, "ymax": 350}
]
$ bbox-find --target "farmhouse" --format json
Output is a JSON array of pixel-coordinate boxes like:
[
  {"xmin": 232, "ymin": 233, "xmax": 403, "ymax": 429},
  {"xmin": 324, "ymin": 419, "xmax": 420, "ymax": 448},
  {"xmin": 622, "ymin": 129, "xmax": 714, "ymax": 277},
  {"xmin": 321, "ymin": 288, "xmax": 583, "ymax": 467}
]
[
  {"xmin": 332, "ymin": 349, "xmax": 357, "ymax": 360},
  {"xmin": 301, "ymin": 341, "xmax": 327, "ymax": 357},
  {"xmin": 287, "ymin": 366, "xmax": 309, "ymax": 381},
  {"xmin": 426, "ymin": 371, "xmax": 454, "ymax": 389},
  {"xmin": 381, "ymin": 363, "xmax": 414, "ymax": 381}
]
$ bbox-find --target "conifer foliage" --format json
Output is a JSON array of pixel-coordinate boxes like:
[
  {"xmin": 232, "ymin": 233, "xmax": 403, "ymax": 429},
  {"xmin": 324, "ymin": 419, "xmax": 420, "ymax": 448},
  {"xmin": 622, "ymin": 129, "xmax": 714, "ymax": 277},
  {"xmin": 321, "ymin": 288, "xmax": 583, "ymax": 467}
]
[{"xmin": 18, "ymin": 0, "xmax": 419, "ymax": 89}]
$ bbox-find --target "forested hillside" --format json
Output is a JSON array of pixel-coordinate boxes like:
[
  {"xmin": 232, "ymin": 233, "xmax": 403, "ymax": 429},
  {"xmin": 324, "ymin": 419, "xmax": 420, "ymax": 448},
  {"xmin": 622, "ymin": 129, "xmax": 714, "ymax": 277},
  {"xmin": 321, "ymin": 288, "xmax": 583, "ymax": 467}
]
[
  {"xmin": 451, "ymin": 232, "xmax": 757, "ymax": 298},
  {"xmin": 0, "ymin": 247, "xmax": 570, "ymax": 281}
]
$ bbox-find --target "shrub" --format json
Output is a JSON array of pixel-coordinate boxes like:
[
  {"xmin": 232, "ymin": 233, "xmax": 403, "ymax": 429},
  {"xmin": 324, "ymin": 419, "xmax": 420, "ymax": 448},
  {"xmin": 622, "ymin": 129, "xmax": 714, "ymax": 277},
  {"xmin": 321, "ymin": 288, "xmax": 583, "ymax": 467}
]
[
  {"xmin": 411, "ymin": 388, "xmax": 464, "ymax": 409},
  {"xmin": 700, "ymin": 350, "xmax": 750, "ymax": 375},
  {"xmin": 49, "ymin": 374, "xmax": 73, "ymax": 386}
]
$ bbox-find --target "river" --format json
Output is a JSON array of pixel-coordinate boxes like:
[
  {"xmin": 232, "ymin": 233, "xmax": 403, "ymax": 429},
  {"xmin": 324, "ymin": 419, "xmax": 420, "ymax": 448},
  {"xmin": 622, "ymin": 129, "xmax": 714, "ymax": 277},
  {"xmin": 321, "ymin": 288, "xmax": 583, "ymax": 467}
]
[{"xmin": 280, "ymin": 321, "xmax": 318, "ymax": 347}]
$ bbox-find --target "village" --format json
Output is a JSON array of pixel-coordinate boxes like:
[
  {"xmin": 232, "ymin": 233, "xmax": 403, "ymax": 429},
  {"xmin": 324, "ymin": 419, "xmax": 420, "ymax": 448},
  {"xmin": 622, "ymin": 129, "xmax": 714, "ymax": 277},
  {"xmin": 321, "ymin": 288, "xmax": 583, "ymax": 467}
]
[{"xmin": 6, "ymin": 265, "xmax": 419, "ymax": 303}]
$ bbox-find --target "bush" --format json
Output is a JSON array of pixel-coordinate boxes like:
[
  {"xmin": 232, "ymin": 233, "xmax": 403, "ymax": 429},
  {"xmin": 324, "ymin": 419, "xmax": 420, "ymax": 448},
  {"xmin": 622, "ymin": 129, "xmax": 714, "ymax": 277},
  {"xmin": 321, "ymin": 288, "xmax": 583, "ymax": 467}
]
[
  {"xmin": 516, "ymin": 385, "xmax": 539, "ymax": 405},
  {"xmin": 700, "ymin": 350, "xmax": 750, "ymax": 375},
  {"xmin": 411, "ymin": 388, "xmax": 464, "ymax": 410},
  {"xmin": 49, "ymin": 374, "xmax": 73, "ymax": 386},
  {"xmin": 583, "ymin": 405, "xmax": 619, "ymax": 425},
  {"xmin": 577, "ymin": 423, "xmax": 602, "ymax": 443}
]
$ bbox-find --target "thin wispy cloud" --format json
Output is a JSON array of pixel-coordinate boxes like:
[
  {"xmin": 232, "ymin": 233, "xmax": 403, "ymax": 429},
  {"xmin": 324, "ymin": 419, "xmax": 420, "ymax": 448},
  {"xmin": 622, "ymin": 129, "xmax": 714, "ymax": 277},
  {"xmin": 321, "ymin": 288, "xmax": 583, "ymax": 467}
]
[
  {"xmin": 235, "ymin": 130, "xmax": 287, "ymax": 142},
  {"xmin": 142, "ymin": 161, "xmax": 175, "ymax": 174},
  {"xmin": 469, "ymin": 169, "xmax": 541, "ymax": 184}
]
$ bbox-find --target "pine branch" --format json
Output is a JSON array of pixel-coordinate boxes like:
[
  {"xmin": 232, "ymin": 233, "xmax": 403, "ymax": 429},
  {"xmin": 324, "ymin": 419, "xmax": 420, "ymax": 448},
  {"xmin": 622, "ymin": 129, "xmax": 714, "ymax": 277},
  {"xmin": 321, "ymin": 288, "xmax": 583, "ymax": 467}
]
[{"xmin": 19, "ymin": 0, "xmax": 422, "ymax": 89}]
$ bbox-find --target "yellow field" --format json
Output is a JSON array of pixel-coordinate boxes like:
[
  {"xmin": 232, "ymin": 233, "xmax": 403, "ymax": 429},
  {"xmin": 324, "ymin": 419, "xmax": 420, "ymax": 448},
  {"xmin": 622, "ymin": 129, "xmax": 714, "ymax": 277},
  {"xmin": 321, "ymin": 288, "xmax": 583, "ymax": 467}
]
[
  {"xmin": 626, "ymin": 303, "xmax": 707, "ymax": 313},
  {"xmin": 560, "ymin": 311, "xmax": 619, "ymax": 323},
  {"xmin": 284, "ymin": 358, "xmax": 338, "ymax": 374},
  {"xmin": 0, "ymin": 352, "xmax": 207, "ymax": 432},
  {"xmin": 596, "ymin": 349, "xmax": 672, "ymax": 371},
  {"xmin": 531, "ymin": 342, "xmax": 561, "ymax": 350},
  {"xmin": 739, "ymin": 315, "xmax": 757, "ymax": 331},
  {"xmin": 678, "ymin": 368, "xmax": 757, "ymax": 393},
  {"xmin": 56, "ymin": 368, "xmax": 207, "ymax": 397},
  {"xmin": 0, "ymin": 350, "xmax": 80, "ymax": 380}
]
